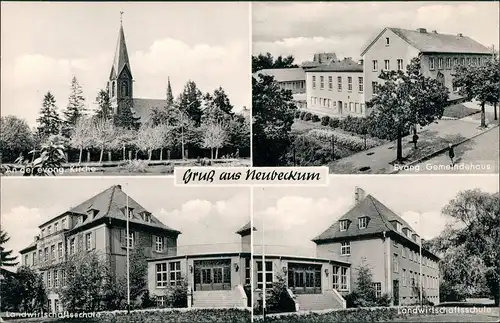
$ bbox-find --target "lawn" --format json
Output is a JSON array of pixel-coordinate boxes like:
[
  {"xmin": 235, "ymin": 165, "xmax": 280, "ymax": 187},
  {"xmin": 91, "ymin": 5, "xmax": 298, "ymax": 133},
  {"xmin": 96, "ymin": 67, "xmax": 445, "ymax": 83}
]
[{"xmin": 442, "ymin": 103, "xmax": 480, "ymax": 119}]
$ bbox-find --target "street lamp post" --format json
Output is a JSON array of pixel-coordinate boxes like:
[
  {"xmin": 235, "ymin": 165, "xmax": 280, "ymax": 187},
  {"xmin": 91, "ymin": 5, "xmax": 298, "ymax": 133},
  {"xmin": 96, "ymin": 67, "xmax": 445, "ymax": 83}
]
[{"xmin": 126, "ymin": 183, "xmax": 131, "ymax": 314}]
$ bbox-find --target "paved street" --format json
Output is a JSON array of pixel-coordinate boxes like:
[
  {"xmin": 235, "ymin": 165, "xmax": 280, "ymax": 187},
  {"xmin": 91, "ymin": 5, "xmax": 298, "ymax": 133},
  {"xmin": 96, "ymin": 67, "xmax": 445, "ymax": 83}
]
[{"xmin": 397, "ymin": 126, "xmax": 499, "ymax": 174}]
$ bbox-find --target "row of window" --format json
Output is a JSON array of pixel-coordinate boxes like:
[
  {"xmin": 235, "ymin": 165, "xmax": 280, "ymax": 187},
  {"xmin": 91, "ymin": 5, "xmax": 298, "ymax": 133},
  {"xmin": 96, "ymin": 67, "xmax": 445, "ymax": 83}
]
[
  {"xmin": 41, "ymin": 218, "xmax": 67, "ymax": 238},
  {"xmin": 110, "ymin": 80, "xmax": 130, "ymax": 98},
  {"xmin": 309, "ymin": 97, "xmax": 366, "ymax": 114},
  {"xmin": 399, "ymin": 245, "xmax": 437, "ymax": 269},
  {"xmin": 311, "ymin": 75, "xmax": 364, "ymax": 92},
  {"xmin": 155, "ymin": 261, "xmax": 182, "ymax": 287},
  {"xmin": 429, "ymin": 56, "xmax": 489, "ymax": 71},
  {"xmin": 44, "ymin": 269, "xmax": 66, "ymax": 289},
  {"xmin": 339, "ymin": 217, "xmax": 369, "ymax": 231},
  {"xmin": 372, "ymin": 59, "xmax": 405, "ymax": 72},
  {"xmin": 279, "ymin": 81, "xmax": 305, "ymax": 90},
  {"xmin": 401, "ymin": 268, "xmax": 439, "ymax": 289}
]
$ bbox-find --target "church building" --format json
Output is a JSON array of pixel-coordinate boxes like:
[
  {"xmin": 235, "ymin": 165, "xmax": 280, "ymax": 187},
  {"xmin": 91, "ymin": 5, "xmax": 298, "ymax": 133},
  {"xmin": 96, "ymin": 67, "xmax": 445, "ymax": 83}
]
[{"xmin": 107, "ymin": 17, "xmax": 167, "ymax": 124}]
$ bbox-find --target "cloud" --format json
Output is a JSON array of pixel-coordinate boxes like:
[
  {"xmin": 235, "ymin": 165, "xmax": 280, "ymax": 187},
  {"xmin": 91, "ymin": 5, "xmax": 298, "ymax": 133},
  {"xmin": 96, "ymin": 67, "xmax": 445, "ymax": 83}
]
[
  {"xmin": 157, "ymin": 192, "xmax": 249, "ymax": 246},
  {"xmin": 253, "ymin": 2, "xmax": 499, "ymax": 63},
  {"xmin": 253, "ymin": 195, "xmax": 352, "ymax": 253},
  {"xmin": 1, "ymin": 37, "xmax": 249, "ymax": 126}
]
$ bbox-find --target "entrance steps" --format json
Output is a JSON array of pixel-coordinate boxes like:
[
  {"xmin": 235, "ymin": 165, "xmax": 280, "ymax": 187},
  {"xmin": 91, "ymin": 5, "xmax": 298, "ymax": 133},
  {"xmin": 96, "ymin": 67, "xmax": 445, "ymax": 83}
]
[
  {"xmin": 192, "ymin": 289, "xmax": 246, "ymax": 308},
  {"xmin": 294, "ymin": 291, "xmax": 345, "ymax": 311}
]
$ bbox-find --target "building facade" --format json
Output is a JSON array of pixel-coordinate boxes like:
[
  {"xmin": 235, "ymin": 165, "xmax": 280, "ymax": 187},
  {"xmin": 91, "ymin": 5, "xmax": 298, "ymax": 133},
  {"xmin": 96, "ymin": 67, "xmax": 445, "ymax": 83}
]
[
  {"xmin": 361, "ymin": 27, "xmax": 493, "ymax": 103},
  {"xmin": 19, "ymin": 185, "xmax": 180, "ymax": 313},
  {"xmin": 253, "ymin": 68, "xmax": 306, "ymax": 94},
  {"xmin": 147, "ymin": 223, "xmax": 252, "ymax": 308},
  {"xmin": 313, "ymin": 187, "xmax": 441, "ymax": 306},
  {"xmin": 305, "ymin": 58, "xmax": 366, "ymax": 117}
]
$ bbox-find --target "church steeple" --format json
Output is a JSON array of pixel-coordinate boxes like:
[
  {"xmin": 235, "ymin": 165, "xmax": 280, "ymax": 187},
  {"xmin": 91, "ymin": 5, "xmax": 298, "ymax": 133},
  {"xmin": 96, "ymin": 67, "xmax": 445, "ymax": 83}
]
[
  {"xmin": 166, "ymin": 77, "xmax": 174, "ymax": 107},
  {"xmin": 108, "ymin": 11, "xmax": 133, "ymax": 114}
]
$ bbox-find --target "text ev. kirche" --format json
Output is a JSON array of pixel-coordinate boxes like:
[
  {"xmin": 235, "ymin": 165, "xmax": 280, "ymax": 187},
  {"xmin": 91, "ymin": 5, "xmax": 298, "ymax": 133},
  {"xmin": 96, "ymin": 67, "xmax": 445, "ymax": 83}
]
[{"xmin": 181, "ymin": 168, "xmax": 321, "ymax": 184}]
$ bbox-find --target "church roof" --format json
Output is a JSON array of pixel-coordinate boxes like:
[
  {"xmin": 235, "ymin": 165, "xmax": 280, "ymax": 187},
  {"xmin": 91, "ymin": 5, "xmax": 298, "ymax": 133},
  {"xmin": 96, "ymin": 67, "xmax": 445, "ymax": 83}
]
[
  {"xmin": 132, "ymin": 98, "xmax": 167, "ymax": 124},
  {"xmin": 110, "ymin": 24, "xmax": 133, "ymax": 80}
]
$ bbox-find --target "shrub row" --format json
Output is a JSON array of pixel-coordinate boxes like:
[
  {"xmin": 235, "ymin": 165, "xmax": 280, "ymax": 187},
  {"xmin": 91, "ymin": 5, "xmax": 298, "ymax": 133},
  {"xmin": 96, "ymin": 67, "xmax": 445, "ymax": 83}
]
[
  {"xmin": 295, "ymin": 111, "xmax": 405, "ymax": 141},
  {"xmin": 65, "ymin": 308, "xmax": 251, "ymax": 323},
  {"xmin": 308, "ymin": 129, "xmax": 381, "ymax": 152},
  {"xmin": 286, "ymin": 133, "xmax": 354, "ymax": 166},
  {"xmin": 253, "ymin": 306, "xmax": 438, "ymax": 323}
]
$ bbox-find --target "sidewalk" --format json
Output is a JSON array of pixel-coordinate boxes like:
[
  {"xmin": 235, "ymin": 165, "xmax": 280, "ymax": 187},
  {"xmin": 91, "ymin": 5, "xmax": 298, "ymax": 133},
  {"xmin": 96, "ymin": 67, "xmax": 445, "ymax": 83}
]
[{"xmin": 329, "ymin": 108, "xmax": 498, "ymax": 174}]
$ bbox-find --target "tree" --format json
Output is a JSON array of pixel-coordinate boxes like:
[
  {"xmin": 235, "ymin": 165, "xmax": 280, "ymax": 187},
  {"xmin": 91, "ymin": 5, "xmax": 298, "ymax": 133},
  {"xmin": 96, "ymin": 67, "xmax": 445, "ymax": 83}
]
[
  {"xmin": 113, "ymin": 99, "xmax": 141, "ymax": 130},
  {"xmin": 112, "ymin": 127, "xmax": 137, "ymax": 161},
  {"xmin": 94, "ymin": 89, "xmax": 113, "ymax": 121},
  {"xmin": 442, "ymin": 189, "xmax": 500, "ymax": 306},
  {"xmin": 89, "ymin": 118, "xmax": 116, "ymax": 163},
  {"xmin": 252, "ymin": 53, "xmax": 299, "ymax": 73},
  {"xmin": 129, "ymin": 240, "xmax": 149, "ymax": 301},
  {"xmin": 37, "ymin": 91, "xmax": 61, "ymax": 140},
  {"xmin": 18, "ymin": 135, "xmax": 67, "ymax": 176},
  {"xmin": 227, "ymin": 114, "xmax": 250, "ymax": 153},
  {"xmin": 60, "ymin": 250, "xmax": 108, "ymax": 311},
  {"xmin": 0, "ymin": 116, "xmax": 34, "ymax": 162},
  {"xmin": 178, "ymin": 81, "xmax": 203, "ymax": 125},
  {"xmin": 453, "ymin": 57, "xmax": 499, "ymax": 127},
  {"xmin": 366, "ymin": 57, "xmax": 449, "ymax": 162},
  {"xmin": 0, "ymin": 266, "xmax": 47, "ymax": 312},
  {"xmin": 135, "ymin": 124, "xmax": 164, "ymax": 160},
  {"xmin": 201, "ymin": 121, "xmax": 228, "ymax": 160},
  {"xmin": 69, "ymin": 117, "xmax": 93, "ymax": 164},
  {"xmin": 62, "ymin": 76, "xmax": 86, "ymax": 137},
  {"xmin": 0, "ymin": 230, "xmax": 18, "ymax": 267},
  {"xmin": 252, "ymin": 74, "xmax": 297, "ymax": 166}
]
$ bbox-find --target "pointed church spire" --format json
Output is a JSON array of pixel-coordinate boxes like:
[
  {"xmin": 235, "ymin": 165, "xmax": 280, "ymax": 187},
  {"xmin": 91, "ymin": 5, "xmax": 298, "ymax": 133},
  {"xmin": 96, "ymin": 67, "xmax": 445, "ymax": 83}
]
[
  {"xmin": 166, "ymin": 77, "xmax": 174, "ymax": 106},
  {"xmin": 110, "ymin": 11, "xmax": 132, "ymax": 80}
]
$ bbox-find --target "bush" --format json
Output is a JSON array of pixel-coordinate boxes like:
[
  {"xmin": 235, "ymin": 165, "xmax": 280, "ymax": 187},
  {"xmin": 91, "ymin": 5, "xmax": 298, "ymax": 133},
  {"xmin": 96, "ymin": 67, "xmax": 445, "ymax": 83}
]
[
  {"xmin": 294, "ymin": 110, "xmax": 301, "ymax": 119},
  {"xmin": 376, "ymin": 293, "xmax": 391, "ymax": 307},
  {"xmin": 320, "ymin": 116, "xmax": 330, "ymax": 126},
  {"xmin": 267, "ymin": 274, "xmax": 295, "ymax": 313},
  {"xmin": 299, "ymin": 111, "xmax": 306, "ymax": 120},
  {"xmin": 304, "ymin": 112, "xmax": 312, "ymax": 121},
  {"xmin": 329, "ymin": 117, "xmax": 340, "ymax": 128},
  {"xmin": 166, "ymin": 279, "xmax": 188, "ymax": 308},
  {"xmin": 308, "ymin": 129, "xmax": 381, "ymax": 152},
  {"xmin": 123, "ymin": 159, "xmax": 149, "ymax": 173},
  {"xmin": 311, "ymin": 114, "xmax": 320, "ymax": 123},
  {"xmin": 286, "ymin": 133, "xmax": 353, "ymax": 166}
]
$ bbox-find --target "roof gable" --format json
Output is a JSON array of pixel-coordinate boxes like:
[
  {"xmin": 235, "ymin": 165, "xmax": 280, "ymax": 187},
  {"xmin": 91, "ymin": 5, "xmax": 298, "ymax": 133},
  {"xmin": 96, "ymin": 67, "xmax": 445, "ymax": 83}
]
[{"xmin": 111, "ymin": 25, "xmax": 132, "ymax": 80}]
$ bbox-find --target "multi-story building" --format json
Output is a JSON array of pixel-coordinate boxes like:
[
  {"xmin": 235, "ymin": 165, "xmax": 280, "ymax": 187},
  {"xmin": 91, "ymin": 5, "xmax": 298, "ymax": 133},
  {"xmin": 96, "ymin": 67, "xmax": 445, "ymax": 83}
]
[
  {"xmin": 253, "ymin": 68, "xmax": 306, "ymax": 94},
  {"xmin": 361, "ymin": 27, "xmax": 493, "ymax": 102},
  {"xmin": 313, "ymin": 187, "xmax": 441, "ymax": 306},
  {"xmin": 305, "ymin": 58, "xmax": 366, "ymax": 117},
  {"xmin": 147, "ymin": 223, "xmax": 252, "ymax": 308},
  {"xmin": 19, "ymin": 184, "xmax": 180, "ymax": 313}
]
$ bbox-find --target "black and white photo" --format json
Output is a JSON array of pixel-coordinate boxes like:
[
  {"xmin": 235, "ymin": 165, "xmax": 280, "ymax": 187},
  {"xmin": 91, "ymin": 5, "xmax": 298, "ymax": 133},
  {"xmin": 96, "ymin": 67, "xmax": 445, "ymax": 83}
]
[
  {"xmin": 1, "ymin": 2, "xmax": 251, "ymax": 176},
  {"xmin": 252, "ymin": 2, "xmax": 499, "ymax": 174}
]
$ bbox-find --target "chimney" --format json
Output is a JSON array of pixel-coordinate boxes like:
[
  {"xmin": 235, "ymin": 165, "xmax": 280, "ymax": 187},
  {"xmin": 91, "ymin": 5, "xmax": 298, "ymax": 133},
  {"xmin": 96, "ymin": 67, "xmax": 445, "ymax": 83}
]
[
  {"xmin": 358, "ymin": 59, "xmax": 364, "ymax": 65},
  {"xmin": 117, "ymin": 184, "xmax": 122, "ymax": 190},
  {"xmin": 34, "ymin": 235, "xmax": 39, "ymax": 242},
  {"xmin": 354, "ymin": 186, "xmax": 366, "ymax": 204},
  {"xmin": 417, "ymin": 28, "xmax": 427, "ymax": 33},
  {"xmin": 457, "ymin": 33, "xmax": 463, "ymax": 37},
  {"xmin": 432, "ymin": 30, "xmax": 438, "ymax": 34}
]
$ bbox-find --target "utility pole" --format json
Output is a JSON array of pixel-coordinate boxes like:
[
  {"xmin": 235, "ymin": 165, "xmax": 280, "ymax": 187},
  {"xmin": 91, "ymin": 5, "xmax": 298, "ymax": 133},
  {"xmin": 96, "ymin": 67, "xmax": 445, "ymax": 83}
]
[
  {"xmin": 418, "ymin": 212, "xmax": 423, "ymax": 307},
  {"xmin": 262, "ymin": 203, "xmax": 266, "ymax": 321},
  {"xmin": 126, "ymin": 183, "xmax": 131, "ymax": 314}
]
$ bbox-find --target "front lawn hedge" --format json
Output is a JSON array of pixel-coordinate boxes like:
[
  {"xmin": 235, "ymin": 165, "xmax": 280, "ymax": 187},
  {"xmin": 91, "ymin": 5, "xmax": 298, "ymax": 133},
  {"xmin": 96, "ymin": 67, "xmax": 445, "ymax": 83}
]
[{"xmin": 67, "ymin": 308, "xmax": 251, "ymax": 323}]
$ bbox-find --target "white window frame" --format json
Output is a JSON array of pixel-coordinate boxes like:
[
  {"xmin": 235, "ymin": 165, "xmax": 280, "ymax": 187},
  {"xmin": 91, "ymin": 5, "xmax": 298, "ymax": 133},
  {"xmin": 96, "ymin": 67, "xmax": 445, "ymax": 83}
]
[
  {"xmin": 328, "ymin": 76, "xmax": 333, "ymax": 90},
  {"xmin": 385, "ymin": 37, "xmax": 390, "ymax": 46},
  {"xmin": 384, "ymin": 60, "xmax": 390, "ymax": 70},
  {"xmin": 358, "ymin": 77, "xmax": 363, "ymax": 92},
  {"xmin": 340, "ymin": 241, "xmax": 350, "ymax": 255},
  {"xmin": 169, "ymin": 261, "xmax": 182, "ymax": 286},
  {"xmin": 127, "ymin": 232, "xmax": 134, "ymax": 249},
  {"xmin": 347, "ymin": 77, "xmax": 352, "ymax": 91},
  {"xmin": 397, "ymin": 59, "xmax": 404, "ymax": 70},
  {"xmin": 156, "ymin": 295, "xmax": 167, "ymax": 307},
  {"xmin": 320, "ymin": 75, "xmax": 324, "ymax": 89},
  {"xmin": 340, "ymin": 267, "xmax": 349, "ymax": 290},
  {"xmin": 156, "ymin": 263, "xmax": 168, "ymax": 287},
  {"xmin": 155, "ymin": 236, "xmax": 164, "ymax": 252},
  {"xmin": 438, "ymin": 57, "xmax": 443, "ymax": 69},
  {"xmin": 358, "ymin": 217, "xmax": 367, "ymax": 229},
  {"xmin": 85, "ymin": 232, "xmax": 92, "ymax": 251},
  {"xmin": 339, "ymin": 220, "xmax": 348, "ymax": 231},
  {"xmin": 372, "ymin": 60, "xmax": 378, "ymax": 71},
  {"xmin": 429, "ymin": 57, "xmax": 435, "ymax": 70},
  {"xmin": 337, "ymin": 76, "xmax": 342, "ymax": 91},
  {"xmin": 373, "ymin": 282, "xmax": 382, "ymax": 298},
  {"xmin": 332, "ymin": 266, "xmax": 340, "ymax": 289},
  {"xmin": 257, "ymin": 260, "xmax": 273, "ymax": 290},
  {"xmin": 312, "ymin": 75, "xmax": 316, "ymax": 89}
]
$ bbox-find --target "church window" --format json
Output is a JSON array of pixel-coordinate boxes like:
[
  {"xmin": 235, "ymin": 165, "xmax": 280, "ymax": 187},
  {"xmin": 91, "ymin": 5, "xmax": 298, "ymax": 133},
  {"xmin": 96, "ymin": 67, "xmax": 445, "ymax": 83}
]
[
  {"xmin": 112, "ymin": 81, "xmax": 116, "ymax": 97},
  {"xmin": 122, "ymin": 82, "xmax": 128, "ymax": 96}
]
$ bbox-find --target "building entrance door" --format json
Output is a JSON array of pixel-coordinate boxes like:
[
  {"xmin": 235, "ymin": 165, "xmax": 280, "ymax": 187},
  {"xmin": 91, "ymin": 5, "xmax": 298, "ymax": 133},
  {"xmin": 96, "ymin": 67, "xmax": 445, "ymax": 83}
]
[
  {"xmin": 194, "ymin": 259, "xmax": 231, "ymax": 291},
  {"xmin": 338, "ymin": 101, "xmax": 343, "ymax": 114},
  {"xmin": 288, "ymin": 263, "xmax": 322, "ymax": 294}
]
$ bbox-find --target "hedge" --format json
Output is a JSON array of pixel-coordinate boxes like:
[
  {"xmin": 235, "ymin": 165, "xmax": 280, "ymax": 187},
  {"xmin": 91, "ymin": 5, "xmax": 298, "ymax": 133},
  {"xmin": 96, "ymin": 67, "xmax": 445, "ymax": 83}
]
[
  {"xmin": 304, "ymin": 112, "xmax": 312, "ymax": 121},
  {"xmin": 254, "ymin": 306, "xmax": 440, "ymax": 323},
  {"xmin": 58, "ymin": 308, "xmax": 251, "ymax": 323},
  {"xmin": 286, "ymin": 133, "xmax": 353, "ymax": 166},
  {"xmin": 308, "ymin": 129, "xmax": 381, "ymax": 152},
  {"xmin": 320, "ymin": 116, "xmax": 330, "ymax": 126},
  {"xmin": 311, "ymin": 114, "xmax": 321, "ymax": 123}
]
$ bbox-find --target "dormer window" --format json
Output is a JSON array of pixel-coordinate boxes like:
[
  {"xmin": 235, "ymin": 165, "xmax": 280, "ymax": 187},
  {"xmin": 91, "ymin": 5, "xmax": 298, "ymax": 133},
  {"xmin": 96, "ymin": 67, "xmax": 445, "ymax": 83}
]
[
  {"xmin": 140, "ymin": 211, "xmax": 152, "ymax": 223},
  {"xmin": 358, "ymin": 217, "xmax": 368, "ymax": 229},
  {"xmin": 77, "ymin": 216, "xmax": 83, "ymax": 225},
  {"xmin": 54, "ymin": 222, "xmax": 59, "ymax": 232},
  {"xmin": 87, "ymin": 208, "xmax": 99, "ymax": 219},
  {"xmin": 62, "ymin": 218, "xmax": 66, "ymax": 229},
  {"xmin": 128, "ymin": 208, "xmax": 134, "ymax": 219},
  {"xmin": 48, "ymin": 226, "xmax": 52, "ymax": 235},
  {"xmin": 41, "ymin": 229, "xmax": 45, "ymax": 237},
  {"xmin": 339, "ymin": 220, "xmax": 349, "ymax": 231}
]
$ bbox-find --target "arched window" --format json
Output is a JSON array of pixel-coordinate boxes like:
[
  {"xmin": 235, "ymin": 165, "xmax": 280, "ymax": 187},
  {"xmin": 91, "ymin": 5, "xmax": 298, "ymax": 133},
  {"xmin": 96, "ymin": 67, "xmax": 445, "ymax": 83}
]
[
  {"xmin": 112, "ymin": 81, "xmax": 116, "ymax": 97},
  {"xmin": 122, "ymin": 81, "xmax": 128, "ymax": 96}
]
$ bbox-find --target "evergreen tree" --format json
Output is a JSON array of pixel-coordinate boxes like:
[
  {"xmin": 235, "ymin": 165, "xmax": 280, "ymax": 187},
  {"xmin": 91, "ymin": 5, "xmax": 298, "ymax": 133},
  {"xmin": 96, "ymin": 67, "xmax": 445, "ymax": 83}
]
[
  {"xmin": 36, "ymin": 91, "xmax": 61, "ymax": 141},
  {"xmin": 113, "ymin": 99, "xmax": 141, "ymax": 130},
  {"xmin": 166, "ymin": 77, "xmax": 174, "ymax": 108},
  {"xmin": 94, "ymin": 89, "xmax": 113, "ymax": 121},
  {"xmin": 201, "ymin": 87, "xmax": 234, "ymax": 124},
  {"xmin": 62, "ymin": 76, "xmax": 86, "ymax": 137},
  {"xmin": 178, "ymin": 80, "xmax": 203, "ymax": 125},
  {"xmin": 0, "ymin": 230, "xmax": 18, "ymax": 267}
]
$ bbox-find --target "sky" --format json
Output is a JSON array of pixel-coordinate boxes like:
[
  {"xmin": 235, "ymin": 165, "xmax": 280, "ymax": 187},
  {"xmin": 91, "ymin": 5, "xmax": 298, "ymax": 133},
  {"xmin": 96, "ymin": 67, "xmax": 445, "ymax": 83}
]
[
  {"xmin": 253, "ymin": 2, "xmax": 500, "ymax": 64},
  {"xmin": 1, "ymin": 2, "xmax": 251, "ymax": 127},
  {"xmin": 253, "ymin": 175, "xmax": 499, "ymax": 257},
  {"xmin": 0, "ymin": 178, "xmax": 250, "ymax": 264}
]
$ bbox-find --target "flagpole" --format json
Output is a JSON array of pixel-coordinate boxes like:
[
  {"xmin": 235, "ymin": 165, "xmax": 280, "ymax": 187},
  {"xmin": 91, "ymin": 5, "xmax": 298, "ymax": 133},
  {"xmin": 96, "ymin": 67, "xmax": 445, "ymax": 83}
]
[
  {"xmin": 126, "ymin": 183, "xmax": 130, "ymax": 314},
  {"xmin": 262, "ymin": 205, "xmax": 266, "ymax": 319},
  {"xmin": 419, "ymin": 212, "xmax": 423, "ymax": 307}
]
